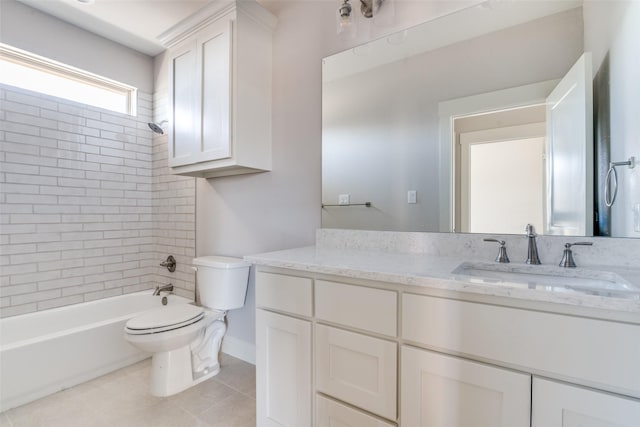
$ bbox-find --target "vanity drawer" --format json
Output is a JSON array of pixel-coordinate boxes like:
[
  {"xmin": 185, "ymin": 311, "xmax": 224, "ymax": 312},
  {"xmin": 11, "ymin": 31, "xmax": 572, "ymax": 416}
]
[
  {"xmin": 316, "ymin": 395, "xmax": 396, "ymax": 427},
  {"xmin": 315, "ymin": 280, "xmax": 397, "ymax": 336},
  {"xmin": 402, "ymin": 293, "xmax": 640, "ymax": 398},
  {"xmin": 255, "ymin": 272, "xmax": 312, "ymax": 317},
  {"xmin": 316, "ymin": 325, "xmax": 397, "ymax": 420}
]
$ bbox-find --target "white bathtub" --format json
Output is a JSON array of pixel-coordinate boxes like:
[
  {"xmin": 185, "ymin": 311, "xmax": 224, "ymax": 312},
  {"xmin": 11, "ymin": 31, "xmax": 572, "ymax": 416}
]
[{"xmin": 0, "ymin": 291, "xmax": 192, "ymax": 412}]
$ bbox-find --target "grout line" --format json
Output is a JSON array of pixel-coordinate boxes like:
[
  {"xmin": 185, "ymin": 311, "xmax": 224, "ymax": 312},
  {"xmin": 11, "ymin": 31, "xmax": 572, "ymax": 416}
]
[
  {"xmin": 218, "ymin": 384, "xmax": 256, "ymax": 401},
  {"xmin": 212, "ymin": 374, "xmax": 256, "ymax": 400}
]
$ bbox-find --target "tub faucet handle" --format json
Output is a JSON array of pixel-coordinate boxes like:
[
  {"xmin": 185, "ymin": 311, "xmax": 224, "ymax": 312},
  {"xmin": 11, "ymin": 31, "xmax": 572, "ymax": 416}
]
[
  {"xmin": 160, "ymin": 255, "xmax": 176, "ymax": 272},
  {"xmin": 483, "ymin": 238, "xmax": 510, "ymax": 263}
]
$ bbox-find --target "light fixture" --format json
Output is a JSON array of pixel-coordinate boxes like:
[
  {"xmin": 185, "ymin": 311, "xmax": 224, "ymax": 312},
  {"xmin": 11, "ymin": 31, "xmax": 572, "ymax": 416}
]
[
  {"xmin": 337, "ymin": 0, "xmax": 390, "ymax": 37},
  {"xmin": 360, "ymin": 0, "xmax": 384, "ymax": 18},
  {"xmin": 337, "ymin": 0, "xmax": 356, "ymax": 38}
]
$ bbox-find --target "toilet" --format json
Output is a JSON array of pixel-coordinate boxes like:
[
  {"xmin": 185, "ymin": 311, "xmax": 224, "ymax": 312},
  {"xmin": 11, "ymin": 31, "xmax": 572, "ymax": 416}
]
[{"xmin": 124, "ymin": 256, "xmax": 250, "ymax": 397}]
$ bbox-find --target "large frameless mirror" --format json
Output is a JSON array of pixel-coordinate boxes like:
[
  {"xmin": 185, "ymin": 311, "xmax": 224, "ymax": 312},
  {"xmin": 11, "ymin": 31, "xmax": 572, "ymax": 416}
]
[{"xmin": 321, "ymin": 0, "xmax": 640, "ymax": 238}]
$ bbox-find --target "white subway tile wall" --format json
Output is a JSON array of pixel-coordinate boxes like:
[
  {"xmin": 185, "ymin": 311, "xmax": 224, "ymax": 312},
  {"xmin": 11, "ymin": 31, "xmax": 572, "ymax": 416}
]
[
  {"xmin": 0, "ymin": 84, "xmax": 196, "ymax": 317},
  {"xmin": 151, "ymin": 88, "xmax": 196, "ymax": 300}
]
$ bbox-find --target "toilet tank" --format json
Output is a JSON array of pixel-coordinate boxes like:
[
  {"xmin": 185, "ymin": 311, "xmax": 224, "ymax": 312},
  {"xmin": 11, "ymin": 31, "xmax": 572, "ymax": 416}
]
[{"xmin": 192, "ymin": 256, "xmax": 251, "ymax": 310}]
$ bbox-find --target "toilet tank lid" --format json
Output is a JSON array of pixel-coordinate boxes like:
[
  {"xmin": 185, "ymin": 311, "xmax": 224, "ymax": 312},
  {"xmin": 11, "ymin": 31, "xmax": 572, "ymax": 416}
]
[{"xmin": 193, "ymin": 256, "xmax": 251, "ymax": 269}]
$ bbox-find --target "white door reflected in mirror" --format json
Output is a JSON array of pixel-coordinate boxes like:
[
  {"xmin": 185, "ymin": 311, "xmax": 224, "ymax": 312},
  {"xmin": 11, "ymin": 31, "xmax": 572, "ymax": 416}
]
[{"xmin": 545, "ymin": 53, "xmax": 594, "ymax": 236}]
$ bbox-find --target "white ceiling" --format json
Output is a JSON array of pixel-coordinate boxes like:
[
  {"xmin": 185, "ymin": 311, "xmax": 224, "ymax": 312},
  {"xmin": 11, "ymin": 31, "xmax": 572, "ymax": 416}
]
[
  {"xmin": 15, "ymin": 0, "xmax": 582, "ymax": 59},
  {"xmin": 16, "ymin": 0, "xmax": 211, "ymax": 56}
]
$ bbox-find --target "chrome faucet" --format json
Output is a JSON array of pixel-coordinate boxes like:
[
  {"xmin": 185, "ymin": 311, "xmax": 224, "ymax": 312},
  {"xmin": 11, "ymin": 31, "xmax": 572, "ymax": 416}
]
[
  {"xmin": 525, "ymin": 224, "xmax": 541, "ymax": 265},
  {"xmin": 153, "ymin": 283, "xmax": 174, "ymax": 296}
]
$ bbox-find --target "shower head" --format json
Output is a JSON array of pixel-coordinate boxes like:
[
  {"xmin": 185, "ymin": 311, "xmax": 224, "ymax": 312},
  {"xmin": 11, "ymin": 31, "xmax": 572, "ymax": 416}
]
[{"xmin": 148, "ymin": 120, "xmax": 167, "ymax": 135}]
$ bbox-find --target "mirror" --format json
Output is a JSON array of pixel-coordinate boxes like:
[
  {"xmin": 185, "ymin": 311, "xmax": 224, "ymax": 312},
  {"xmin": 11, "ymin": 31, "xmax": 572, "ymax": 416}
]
[{"xmin": 321, "ymin": 0, "xmax": 640, "ymax": 238}]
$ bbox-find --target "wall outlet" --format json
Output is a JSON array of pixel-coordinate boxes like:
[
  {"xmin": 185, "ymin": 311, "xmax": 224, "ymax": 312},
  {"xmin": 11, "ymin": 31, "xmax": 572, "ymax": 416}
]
[
  {"xmin": 338, "ymin": 194, "xmax": 350, "ymax": 205},
  {"xmin": 407, "ymin": 190, "xmax": 417, "ymax": 204}
]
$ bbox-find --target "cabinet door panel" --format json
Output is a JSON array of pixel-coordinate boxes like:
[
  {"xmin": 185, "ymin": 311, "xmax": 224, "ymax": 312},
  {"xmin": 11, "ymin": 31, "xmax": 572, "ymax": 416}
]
[
  {"xmin": 199, "ymin": 18, "xmax": 232, "ymax": 161},
  {"xmin": 256, "ymin": 310, "xmax": 311, "ymax": 427},
  {"xmin": 316, "ymin": 395, "xmax": 395, "ymax": 427},
  {"xmin": 401, "ymin": 346, "xmax": 530, "ymax": 427},
  {"xmin": 316, "ymin": 325, "xmax": 397, "ymax": 420},
  {"xmin": 168, "ymin": 40, "xmax": 197, "ymax": 167},
  {"xmin": 533, "ymin": 378, "xmax": 640, "ymax": 427}
]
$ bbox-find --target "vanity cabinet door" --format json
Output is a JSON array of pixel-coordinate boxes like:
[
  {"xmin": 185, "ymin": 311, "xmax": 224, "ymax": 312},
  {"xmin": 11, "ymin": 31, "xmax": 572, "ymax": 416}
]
[
  {"xmin": 316, "ymin": 325, "xmax": 397, "ymax": 421},
  {"xmin": 532, "ymin": 378, "xmax": 640, "ymax": 427},
  {"xmin": 316, "ymin": 395, "xmax": 396, "ymax": 427},
  {"xmin": 401, "ymin": 346, "xmax": 530, "ymax": 427},
  {"xmin": 256, "ymin": 309, "xmax": 311, "ymax": 427}
]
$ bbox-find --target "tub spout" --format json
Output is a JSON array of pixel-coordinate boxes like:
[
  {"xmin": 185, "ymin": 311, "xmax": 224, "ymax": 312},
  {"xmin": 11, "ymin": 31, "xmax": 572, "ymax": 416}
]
[{"xmin": 153, "ymin": 283, "xmax": 174, "ymax": 296}]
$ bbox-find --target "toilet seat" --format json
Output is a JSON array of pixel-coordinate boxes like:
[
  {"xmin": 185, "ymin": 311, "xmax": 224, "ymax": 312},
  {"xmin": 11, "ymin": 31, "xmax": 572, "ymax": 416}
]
[{"xmin": 125, "ymin": 305, "xmax": 205, "ymax": 335}]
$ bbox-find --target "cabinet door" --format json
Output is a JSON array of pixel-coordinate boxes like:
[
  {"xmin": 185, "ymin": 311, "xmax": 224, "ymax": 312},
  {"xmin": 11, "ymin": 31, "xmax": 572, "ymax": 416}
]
[
  {"xmin": 401, "ymin": 346, "xmax": 530, "ymax": 427},
  {"xmin": 256, "ymin": 309, "xmax": 311, "ymax": 427},
  {"xmin": 533, "ymin": 377, "xmax": 640, "ymax": 427},
  {"xmin": 168, "ymin": 37, "xmax": 197, "ymax": 167},
  {"xmin": 316, "ymin": 395, "xmax": 395, "ymax": 427},
  {"xmin": 168, "ymin": 16, "xmax": 232, "ymax": 168},
  {"xmin": 197, "ymin": 16, "xmax": 232, "ymax": 162},
  {"xmin": 316, "ymin": 325, "xmax": 397, "ymax": 420}
]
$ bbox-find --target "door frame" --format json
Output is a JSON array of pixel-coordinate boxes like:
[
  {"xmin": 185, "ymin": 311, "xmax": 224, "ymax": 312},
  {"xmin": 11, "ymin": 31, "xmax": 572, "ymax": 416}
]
[{"xmin": 438, "ymin": 79, "xmax": 559, "ymax": 232}]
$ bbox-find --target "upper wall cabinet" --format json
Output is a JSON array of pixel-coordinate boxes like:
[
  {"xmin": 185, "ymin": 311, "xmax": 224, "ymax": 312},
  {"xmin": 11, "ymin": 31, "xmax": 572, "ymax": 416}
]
[{"xmin": 159, "ymin": 0, "xmax": 276, "ymax": 178}]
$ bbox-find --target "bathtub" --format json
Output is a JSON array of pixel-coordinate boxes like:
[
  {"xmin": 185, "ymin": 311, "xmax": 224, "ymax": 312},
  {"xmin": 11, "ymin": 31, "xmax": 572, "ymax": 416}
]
[{"xmin": 0, "ymin": 291, "xmax": 192, "ymax": 412}]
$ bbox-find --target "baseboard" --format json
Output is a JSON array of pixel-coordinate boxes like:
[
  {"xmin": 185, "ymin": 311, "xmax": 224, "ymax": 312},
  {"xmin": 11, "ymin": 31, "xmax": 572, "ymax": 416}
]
[{"xmin": 221, "ymin": 335, "xmax": 255, "ymax": 365}]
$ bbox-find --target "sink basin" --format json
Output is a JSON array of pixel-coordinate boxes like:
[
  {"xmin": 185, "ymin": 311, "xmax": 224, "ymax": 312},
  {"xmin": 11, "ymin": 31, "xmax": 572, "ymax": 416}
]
[{"xmin": 451, "ymin": 262, "xmax": 640, "ymax": 299}]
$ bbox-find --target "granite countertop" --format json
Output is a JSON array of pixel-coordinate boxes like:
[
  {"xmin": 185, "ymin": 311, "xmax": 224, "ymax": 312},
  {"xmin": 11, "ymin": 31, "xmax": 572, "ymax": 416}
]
[{"xmin": 245, "ymin": 245, "xmax": 640, "ymax": 322}]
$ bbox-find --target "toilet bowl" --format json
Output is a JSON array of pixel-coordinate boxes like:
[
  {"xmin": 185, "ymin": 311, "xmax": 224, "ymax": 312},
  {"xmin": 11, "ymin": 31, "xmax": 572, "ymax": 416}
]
[{"xmin": 124, "ymin": 256, "xmax": 250, "ymax": 397}]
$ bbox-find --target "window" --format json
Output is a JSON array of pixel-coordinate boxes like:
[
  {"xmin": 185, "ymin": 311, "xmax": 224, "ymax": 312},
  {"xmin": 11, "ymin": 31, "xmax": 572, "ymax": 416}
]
[{"xmin": 0, "ymin": 43, "xmax": 137, "ymax": 116}]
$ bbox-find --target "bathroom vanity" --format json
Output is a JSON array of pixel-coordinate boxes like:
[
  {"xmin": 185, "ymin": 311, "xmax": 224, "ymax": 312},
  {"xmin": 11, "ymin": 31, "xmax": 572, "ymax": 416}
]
[{"xmin": 248, "ymin": 230, "xmax": 640, "ymax": 427}]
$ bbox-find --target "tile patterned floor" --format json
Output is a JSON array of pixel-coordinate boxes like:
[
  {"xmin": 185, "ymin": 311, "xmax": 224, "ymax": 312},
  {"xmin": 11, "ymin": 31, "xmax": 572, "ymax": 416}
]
[{"xmin": 0, "ymin": 354, "xmax": 256, "ymax": 427}]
